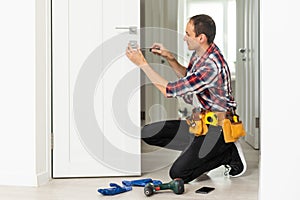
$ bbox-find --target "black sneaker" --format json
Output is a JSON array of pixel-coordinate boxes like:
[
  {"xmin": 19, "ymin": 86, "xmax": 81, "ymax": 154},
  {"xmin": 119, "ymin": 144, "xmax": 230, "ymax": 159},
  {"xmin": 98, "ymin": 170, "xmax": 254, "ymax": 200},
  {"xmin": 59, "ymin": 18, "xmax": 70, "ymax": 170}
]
[{"xmin": 225, "ymin": 141, "xmax": 247, "ymax": 177}]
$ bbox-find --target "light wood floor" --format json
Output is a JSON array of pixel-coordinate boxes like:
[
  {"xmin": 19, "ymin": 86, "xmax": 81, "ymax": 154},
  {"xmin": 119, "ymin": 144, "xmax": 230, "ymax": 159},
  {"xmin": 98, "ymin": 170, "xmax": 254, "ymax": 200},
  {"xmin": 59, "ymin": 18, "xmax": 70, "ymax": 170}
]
[{"xmin": 0, "ymin": 140, "xmax": 259, "ymax": 200}]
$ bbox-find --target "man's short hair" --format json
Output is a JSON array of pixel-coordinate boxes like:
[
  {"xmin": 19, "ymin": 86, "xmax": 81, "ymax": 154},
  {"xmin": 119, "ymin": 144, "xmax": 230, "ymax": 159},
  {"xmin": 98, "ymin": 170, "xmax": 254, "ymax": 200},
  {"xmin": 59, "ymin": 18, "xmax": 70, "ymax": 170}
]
[{"xmin": 190, "ymin": 14, "xmax": 216, "ymax": 44}]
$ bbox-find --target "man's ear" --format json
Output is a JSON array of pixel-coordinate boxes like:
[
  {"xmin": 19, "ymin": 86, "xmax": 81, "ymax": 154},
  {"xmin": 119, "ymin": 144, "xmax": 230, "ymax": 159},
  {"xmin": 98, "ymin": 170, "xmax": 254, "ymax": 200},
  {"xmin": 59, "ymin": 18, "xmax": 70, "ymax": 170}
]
[{"xmin": 198, "ymin": 33, "xmax": 207, "ymax": 43}]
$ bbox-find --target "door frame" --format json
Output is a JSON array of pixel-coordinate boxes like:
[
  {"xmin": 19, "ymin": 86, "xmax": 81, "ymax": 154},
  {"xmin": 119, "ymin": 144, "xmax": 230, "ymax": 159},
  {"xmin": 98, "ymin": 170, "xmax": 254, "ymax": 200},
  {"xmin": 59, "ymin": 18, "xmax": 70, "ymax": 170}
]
[
  {"xmin": 236, "ymin": 0, "xmax": 260, "ymax": 150},
  {"xmin": 34, "ymin": 0, "xmax": 53, "ymax": 184}
]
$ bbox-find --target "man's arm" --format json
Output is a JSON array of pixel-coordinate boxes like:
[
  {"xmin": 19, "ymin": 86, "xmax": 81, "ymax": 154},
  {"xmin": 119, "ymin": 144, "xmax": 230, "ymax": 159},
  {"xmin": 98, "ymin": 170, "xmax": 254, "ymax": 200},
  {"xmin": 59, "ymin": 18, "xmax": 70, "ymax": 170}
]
[
  {"xmin": 140, "ymin": 64, "xmax": 168, "ymax": 97},
  {"xmin": 166, "ymin": 55, "xmax": 187, "ymax": 78},
  {"xmin": 150, "ymin": 43, "xmax": 187, "ymax": 78},
  {"xmin": 126, "ymin": 45, "xmax": 168, "ymax": 97}
]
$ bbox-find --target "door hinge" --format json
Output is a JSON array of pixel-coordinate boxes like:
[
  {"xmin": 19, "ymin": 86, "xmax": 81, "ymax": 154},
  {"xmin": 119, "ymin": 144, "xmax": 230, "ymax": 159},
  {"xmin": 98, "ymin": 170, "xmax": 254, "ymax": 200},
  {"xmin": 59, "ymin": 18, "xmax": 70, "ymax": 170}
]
[
  {"xmin": 141, "ymin": 111, "xmax": 145, "ymax": 120},
  {"xmin": 51, "ymin": 132, "xmax": 54, "ymax": 150},
  {"xmin": 255, "ymin": 117, "xmax": 260, "ymax": 128}
]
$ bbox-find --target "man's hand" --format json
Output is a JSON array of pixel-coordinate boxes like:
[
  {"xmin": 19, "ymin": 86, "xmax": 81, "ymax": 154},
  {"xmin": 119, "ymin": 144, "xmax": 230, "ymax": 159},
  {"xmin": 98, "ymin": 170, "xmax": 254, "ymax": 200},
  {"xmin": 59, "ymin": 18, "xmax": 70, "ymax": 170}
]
[
  {"xmin": 126, "ymin": 44, "xmax": 147, "ymax": 67},
  {"xmin": 126, "ymin": 43, "xmax": 168, "ymax": 97},
  {"xmin": 150, "ymin": 43, "xmax": 175, "ymax": 61},
  {"xmin": 150, "ymin": 43, "xmax": 186, "ymax": 78}
]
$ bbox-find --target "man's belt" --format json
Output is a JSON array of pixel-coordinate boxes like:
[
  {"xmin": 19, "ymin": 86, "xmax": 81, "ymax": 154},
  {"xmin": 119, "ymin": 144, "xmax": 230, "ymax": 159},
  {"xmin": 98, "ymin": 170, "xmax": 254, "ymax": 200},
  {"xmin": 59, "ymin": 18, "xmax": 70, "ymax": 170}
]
[
  {"xmin": 186, "ymin": 108, "xmax": 246, "ymax": 141},
  {"xmin": 187, "ymin": 109, "xmax": 228, "ymax": 127},
  {"xmin": 205, "ymin": 111, "xmax": 227, "ymax": 126}
]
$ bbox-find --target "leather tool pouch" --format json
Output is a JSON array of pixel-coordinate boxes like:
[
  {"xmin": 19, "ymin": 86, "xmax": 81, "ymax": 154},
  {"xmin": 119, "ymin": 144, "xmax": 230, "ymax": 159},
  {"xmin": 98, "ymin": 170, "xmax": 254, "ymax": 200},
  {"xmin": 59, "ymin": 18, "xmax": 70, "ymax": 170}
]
[
  {"xmin": 222, "ymin": 119, "xmax": 246, "ymax": 143},
  {"xmin": 186, "ymin": 113, "xmax": 208, "ymax": 136}
]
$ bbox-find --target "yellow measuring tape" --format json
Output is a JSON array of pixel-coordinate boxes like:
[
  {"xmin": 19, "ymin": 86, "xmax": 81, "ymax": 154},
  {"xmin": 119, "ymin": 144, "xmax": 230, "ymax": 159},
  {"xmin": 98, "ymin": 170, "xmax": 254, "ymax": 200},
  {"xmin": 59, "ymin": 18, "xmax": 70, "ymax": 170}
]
[{"xmin": 204, "ymin": 112, "xmax": 218, "ymax": 126}]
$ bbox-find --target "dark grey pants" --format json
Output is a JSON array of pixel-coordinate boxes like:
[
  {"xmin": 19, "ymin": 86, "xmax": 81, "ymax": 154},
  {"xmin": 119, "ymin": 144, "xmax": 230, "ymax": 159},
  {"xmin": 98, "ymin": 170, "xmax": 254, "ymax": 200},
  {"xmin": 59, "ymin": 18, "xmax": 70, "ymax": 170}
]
[{"xmin": 142, "ymin": 120, "xmax": 234, "ymax": 183}]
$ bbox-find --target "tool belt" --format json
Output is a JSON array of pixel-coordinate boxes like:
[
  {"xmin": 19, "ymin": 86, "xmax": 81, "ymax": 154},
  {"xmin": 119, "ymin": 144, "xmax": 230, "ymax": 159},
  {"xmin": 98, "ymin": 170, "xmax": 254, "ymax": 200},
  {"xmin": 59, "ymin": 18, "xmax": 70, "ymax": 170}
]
[{"xmin": 186, "ymin": 108, "xmax": 246, "ymax": 143}]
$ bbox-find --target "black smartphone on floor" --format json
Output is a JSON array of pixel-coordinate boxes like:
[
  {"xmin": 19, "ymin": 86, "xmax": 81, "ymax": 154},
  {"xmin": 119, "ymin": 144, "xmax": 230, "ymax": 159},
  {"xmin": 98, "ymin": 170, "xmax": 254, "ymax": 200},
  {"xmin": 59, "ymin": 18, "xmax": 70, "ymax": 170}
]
[{"xmin": 195, "ymin": 186, "xmax": 215, "ymax": 194}]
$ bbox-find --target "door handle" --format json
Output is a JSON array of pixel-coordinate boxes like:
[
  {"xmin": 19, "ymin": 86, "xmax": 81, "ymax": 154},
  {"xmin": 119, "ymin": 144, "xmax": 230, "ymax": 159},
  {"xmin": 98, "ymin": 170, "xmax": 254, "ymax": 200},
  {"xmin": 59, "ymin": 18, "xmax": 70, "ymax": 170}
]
[{"xmin": 115, "ymin": 26, "xmax": 137, "ymax": 34}]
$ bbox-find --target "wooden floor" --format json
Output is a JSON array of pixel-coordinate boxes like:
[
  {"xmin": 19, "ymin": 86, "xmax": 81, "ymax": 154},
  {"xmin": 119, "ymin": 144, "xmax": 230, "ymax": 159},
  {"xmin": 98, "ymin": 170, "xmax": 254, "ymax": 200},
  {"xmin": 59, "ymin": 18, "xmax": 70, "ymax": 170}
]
[{"xmin": 0, "ymin": 140, "xmax": 259, "ymax": 200}]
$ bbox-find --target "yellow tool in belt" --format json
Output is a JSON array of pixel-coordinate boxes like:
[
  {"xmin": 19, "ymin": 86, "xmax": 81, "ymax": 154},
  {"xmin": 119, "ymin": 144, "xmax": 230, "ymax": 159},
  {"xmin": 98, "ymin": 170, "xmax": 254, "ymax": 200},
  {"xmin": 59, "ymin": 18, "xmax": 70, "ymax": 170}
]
[
  {"xmin": 204, "ymin": 112, "xmax": 218, "ymax": 126},
  {"xmin": 186, "ymin": 113, "xmax": 208, "ymax": 136}
]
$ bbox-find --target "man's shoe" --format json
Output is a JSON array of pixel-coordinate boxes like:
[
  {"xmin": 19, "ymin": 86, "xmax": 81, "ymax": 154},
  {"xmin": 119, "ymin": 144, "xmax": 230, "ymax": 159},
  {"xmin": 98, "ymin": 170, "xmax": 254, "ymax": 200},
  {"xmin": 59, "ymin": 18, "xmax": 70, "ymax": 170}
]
[{"xmin": 225, "ymin": 141, "xmax": 247, "ymax": 177}]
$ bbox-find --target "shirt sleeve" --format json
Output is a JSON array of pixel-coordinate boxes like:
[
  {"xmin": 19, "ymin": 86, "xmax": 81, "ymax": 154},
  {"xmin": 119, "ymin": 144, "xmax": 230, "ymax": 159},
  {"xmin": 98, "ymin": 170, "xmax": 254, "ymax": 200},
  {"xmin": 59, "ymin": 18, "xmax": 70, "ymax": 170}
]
[{"xmin": 166, "ymin": 62, "xmax": 218, "ymax": 98}]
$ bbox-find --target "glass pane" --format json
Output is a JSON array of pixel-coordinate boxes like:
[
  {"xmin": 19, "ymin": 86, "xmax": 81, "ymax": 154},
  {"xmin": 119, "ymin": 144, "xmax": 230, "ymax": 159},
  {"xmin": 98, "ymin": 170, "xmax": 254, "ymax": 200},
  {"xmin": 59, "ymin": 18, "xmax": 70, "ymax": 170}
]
[
  {"xmin": 186, "ymin": 0, "xmax": 236, "ymax": 80},
  {"xmin": 187, "ymin": 2, "xmax": 224, "ymax": 51}
]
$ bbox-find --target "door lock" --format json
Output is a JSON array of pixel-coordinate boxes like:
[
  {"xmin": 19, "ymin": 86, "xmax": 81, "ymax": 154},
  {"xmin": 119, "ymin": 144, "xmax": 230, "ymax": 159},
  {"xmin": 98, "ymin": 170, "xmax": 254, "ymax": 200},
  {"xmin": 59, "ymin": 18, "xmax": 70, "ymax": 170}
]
[
  {"xmin": 239, "ymin": 48, "xmax": 247, "ymax": 61},
  {"xmin": 239, "ymin": 48, "xmax": 246, "ymax": 53}
]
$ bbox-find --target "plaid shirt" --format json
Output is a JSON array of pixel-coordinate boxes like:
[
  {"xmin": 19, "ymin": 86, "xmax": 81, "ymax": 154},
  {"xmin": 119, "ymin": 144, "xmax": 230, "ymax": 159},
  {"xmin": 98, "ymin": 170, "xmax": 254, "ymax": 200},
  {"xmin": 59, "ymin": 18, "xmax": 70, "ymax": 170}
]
[{"xmin": 166, "ymin": 43, "xmax": 236, "ymax": 111}]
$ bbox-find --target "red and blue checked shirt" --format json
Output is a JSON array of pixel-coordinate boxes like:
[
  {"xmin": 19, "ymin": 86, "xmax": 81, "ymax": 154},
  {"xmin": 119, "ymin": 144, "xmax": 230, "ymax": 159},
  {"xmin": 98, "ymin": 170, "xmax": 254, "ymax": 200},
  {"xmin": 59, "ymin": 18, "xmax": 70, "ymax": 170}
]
[{"xmin": 166, "ymin": 43, "xmax": 236, "ymax": 112}]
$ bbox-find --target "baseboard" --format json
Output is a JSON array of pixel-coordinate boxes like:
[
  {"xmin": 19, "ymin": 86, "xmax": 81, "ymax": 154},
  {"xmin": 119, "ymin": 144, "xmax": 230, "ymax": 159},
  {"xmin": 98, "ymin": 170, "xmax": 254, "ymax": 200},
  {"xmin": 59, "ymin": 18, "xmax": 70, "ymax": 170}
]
[
  {"xmin": 0, "ymin": 171, "xmax": 37, "ymax": 186},
  {"xmin": 36, "ymin": 171, "xmax": 50, "ymax": 186}
]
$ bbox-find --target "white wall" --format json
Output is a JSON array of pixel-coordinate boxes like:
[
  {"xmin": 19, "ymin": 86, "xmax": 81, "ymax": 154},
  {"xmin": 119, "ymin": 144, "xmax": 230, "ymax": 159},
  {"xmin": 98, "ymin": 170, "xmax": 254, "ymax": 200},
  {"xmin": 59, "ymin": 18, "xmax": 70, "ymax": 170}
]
[
  {"xmin": 0, "ymin": 0, "xmax": 50, "ymax": 186},
  {"xmin": 260, "ymin": 0, "xmax": 300, "ymax": 199}
]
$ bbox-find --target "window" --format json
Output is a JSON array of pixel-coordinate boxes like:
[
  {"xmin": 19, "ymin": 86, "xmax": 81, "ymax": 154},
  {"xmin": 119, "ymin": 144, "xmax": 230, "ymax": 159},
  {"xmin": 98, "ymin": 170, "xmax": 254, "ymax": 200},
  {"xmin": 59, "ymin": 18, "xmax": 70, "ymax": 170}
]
[{"xmin": 185, "ymin": 0, "xmax": 236, "ymax": 79}]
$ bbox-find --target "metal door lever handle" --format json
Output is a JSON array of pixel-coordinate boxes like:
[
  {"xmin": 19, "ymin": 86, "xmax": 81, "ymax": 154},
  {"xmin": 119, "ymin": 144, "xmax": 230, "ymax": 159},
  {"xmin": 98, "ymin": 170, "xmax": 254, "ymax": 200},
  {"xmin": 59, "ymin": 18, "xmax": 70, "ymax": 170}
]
[{"xmin": 115, "ymin": 26, "xmax": 137, "ymax": 34}]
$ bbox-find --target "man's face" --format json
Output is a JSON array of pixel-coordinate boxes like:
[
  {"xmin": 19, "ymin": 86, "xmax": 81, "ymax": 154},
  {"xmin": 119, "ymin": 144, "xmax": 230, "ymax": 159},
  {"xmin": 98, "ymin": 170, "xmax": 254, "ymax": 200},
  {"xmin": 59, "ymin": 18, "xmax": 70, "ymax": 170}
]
[{"xmin": 184, "ymin": 21, "xmax": 201, "ymax": 50}]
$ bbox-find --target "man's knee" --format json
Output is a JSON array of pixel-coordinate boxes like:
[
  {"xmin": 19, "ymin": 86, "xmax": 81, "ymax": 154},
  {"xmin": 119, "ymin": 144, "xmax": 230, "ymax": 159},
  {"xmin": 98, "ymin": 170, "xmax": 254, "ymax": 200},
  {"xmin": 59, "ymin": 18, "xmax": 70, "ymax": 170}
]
[
  {"xmin": 169, "ymin": 164, "xmax": 185, "ymax": 180},
  {"xmin": 169, "ymin": 166, "xmax": 179, "ymax": 180}
]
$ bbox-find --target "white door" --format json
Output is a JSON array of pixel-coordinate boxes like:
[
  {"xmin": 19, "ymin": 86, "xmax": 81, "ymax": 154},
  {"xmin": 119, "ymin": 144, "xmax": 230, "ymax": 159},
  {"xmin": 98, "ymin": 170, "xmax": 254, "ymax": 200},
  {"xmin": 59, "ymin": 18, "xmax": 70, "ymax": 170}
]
[
  {"xmin": 52, "ymin": 0, "xmax": 141, "ymax": 177},
  {"xmin": 236, "ymin": 0, "xmax": 260, "ymax": 149}
]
